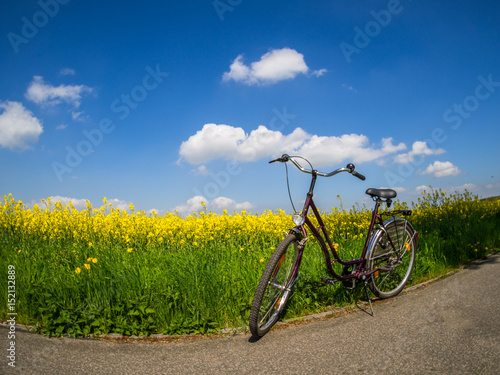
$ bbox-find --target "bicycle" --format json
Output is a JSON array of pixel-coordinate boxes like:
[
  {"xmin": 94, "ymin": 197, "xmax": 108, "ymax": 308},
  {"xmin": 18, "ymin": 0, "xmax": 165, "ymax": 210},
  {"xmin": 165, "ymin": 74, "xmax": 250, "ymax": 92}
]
[{"xmin": 249, "ymin": 154, "xmax": 419, "ymax": 338}]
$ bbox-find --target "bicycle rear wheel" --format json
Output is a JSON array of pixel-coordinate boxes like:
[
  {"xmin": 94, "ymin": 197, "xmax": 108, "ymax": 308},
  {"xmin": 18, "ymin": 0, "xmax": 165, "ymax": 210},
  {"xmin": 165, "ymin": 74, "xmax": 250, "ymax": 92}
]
[
  {"xmin": 249, "ymin": 233, "xmax": 301, "ymax": 338},
  {"xmin": 367, "ymin": 217, "xmax": 416, "ymax": 299}
]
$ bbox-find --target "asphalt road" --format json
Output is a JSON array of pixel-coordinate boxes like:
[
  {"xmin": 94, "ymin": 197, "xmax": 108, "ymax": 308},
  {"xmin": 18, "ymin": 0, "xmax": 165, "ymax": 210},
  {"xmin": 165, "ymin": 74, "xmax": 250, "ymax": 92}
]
[{"xmin": 2, "ymin": 254, "xmax": 499, "ymax": 374}]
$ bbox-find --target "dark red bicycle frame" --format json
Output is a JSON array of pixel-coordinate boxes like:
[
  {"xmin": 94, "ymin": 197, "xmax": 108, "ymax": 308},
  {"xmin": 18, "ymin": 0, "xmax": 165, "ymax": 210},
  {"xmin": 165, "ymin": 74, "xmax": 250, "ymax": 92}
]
[{"xmin": 290, "ymin": 170, "xmax": 384, "ymax": 282}]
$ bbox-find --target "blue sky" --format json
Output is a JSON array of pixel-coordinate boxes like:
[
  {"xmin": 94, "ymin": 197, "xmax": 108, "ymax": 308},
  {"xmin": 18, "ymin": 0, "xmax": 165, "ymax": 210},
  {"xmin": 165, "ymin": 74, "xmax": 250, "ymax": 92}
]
[{"xmin": 1, "ymin": 0, "xmax": 499, "ymax": 215}]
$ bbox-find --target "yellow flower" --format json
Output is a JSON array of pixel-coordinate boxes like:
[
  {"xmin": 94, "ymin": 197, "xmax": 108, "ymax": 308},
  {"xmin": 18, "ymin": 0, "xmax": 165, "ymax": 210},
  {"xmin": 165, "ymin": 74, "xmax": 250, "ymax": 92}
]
[
  {"xmin": 87, "ymin": 257, "xmax": 92, "ymax": 262},
  {"xmin": 127, "ymin": 248, "xmax": 133, "ymax": 253},
  {"xmin": 260, "ymin": 258, "xmax": 264, "ymax": 263},
  {"xmin": 75, "ymin": 267, "xmax": 81, "ymax": 274},
  {"xmin": 88, "ymin": 242, "xmax": 93, "ymax": 247},
  {"xmin": 92, "ymin": 258, "xmax": 97, "ymax": 263},
  {"xmin": 84, "ymin": 263, "xmax": 90, "ymax": 270},
  {"xmin": 18, "ymin": 249, "xmax": 21, "ymax": 253}
]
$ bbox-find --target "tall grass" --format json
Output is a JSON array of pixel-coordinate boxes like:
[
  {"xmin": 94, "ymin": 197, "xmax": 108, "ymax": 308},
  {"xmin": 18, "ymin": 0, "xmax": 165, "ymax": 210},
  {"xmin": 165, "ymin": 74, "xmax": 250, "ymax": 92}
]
[{"xmin": 1, "ymin": 190, "xmax": 499, "ymax": 336}]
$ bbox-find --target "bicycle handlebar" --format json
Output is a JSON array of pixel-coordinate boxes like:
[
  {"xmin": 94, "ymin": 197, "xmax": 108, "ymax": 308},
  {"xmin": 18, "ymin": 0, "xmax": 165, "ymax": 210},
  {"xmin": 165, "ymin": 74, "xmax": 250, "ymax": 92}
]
[{"xmin": 269, "ymin": 154, "xmax": 366, "ymax": 181}]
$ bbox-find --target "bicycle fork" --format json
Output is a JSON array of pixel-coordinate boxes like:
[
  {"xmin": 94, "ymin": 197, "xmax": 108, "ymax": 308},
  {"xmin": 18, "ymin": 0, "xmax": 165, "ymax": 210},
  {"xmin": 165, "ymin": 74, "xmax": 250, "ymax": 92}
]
[
  {"xmin": 269, "ymin": 233, "xmax": 308, "ymax": 292},
  {"xmin": 288, "ymin": 236, "xmax": 308, "ymax": 290}
]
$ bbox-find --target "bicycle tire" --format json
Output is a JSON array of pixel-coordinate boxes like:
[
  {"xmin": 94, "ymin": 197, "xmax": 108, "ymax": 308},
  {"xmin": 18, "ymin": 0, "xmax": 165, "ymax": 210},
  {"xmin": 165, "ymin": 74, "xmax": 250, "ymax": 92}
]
[
  {"xmin": 366, "ymin": 217, "xmax": 416, "ymax": 299},
  {"xmin": 249, "ymin": 233, "xmax": 301, "ymax": 338}
]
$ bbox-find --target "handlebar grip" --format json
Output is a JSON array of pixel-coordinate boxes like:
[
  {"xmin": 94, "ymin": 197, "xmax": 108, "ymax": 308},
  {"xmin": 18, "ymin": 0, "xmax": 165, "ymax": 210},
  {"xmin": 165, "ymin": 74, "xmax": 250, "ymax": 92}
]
[
  {"xmin": 269, "ymin": 154, "xmax": 289, "ymax": 164},
  {"xmin": 346, "ymin": 163, "xmax": 365, "ymax": 181},
  {"xmin": 352, "ymin": 170, "xmax": 366, "ymax": 181}
]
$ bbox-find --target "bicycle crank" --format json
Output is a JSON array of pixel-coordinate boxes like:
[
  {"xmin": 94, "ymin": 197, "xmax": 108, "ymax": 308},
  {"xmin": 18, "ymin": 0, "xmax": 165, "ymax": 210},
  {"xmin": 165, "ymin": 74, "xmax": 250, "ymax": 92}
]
[{"xmin": 341, "ymin": 264, "xmax": 358, "ymax": 290}]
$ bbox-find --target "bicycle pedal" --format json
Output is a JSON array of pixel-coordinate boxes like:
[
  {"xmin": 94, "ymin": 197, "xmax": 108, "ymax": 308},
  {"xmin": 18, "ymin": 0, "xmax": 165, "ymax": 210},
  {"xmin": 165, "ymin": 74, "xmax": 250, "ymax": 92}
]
[{"xmin": 321, "ymin": 277, "xmax": 339, "ymax": 286}]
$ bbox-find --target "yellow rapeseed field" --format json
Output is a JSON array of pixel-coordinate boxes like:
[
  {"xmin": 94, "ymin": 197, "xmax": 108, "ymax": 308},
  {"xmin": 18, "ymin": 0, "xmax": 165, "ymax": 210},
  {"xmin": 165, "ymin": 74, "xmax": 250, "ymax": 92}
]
[
  {"xmin": 0, "ymin": 194, "xmax": 373, "ymax": 252},
  {"xmin": 1, "ymin": 191, "xmax": 498, "ymax": 337}
]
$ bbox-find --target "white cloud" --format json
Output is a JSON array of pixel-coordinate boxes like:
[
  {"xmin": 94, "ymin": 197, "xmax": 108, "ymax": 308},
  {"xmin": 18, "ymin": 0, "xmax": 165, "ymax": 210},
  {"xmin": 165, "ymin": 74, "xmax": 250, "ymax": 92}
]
[
  {"xmin": 380, "ymin": 186, "xmax": 407, "ymax": 193},
  {"xmin": 179, "ymin": 123, "xmax": 406, "ymax": 168},
  {"xmin": 297, "ymin": 134, "xmax": 406, "ymax": 166},
  {"xmin": 451, "ymin": 183, "xmax": 478, "ymax": 192},
  {"xmin": 211, "ymin": 197, "xmax": 253, "ymax": 211},
  {"xmin": 485, "ymin": 182, "xmax": 500, "ymax": 191},
  {"xmin": 174, "ymin": 195, "xmax": 254, "ymax": 215},
  {"xmin": 179, "ymin": 124, "xmax": 307, "ymax": 164},
  {"xmin": 31, "ymin": 196, "xmax": 132, "ymax": 212},
  {"xmin": 25, "ymin": 76, "xmax": 92, "ymax": 108},
  {"xmin": 174, "ymin": 195, "xmax": 207, "ymax": 215},
  {"xmin": 312, "ymin": 68, "xmax": 328, "ymax": 77},
  {"xmin": 416, "ymin": 185, "xmax": 430, "ymax": 192},
  {"xmin": 71, "ymin": 111, "xmax": 87, "ymax": 121},
  {"xmin": 394, "ymin": 141, "xmax": 445, "ymax": 164},
  {"xmin": 420, "ymin": 161, "xmax": 461, "ymax": 177},
  {"xmin": 342, "ymin": 83, "xmax": 357, "ymax": 92},
  {"xmin": 0, "ymin": 101, "xmax": 43, "ymax": 151},
  {"xmin": 107, "ymin": 198, "xmax": 132, "ymax": 211},
  {"xmin": 222, "ymin": 48, "xmax": 323, "ymax": 85},
  {"xmin": 60, "ymin": 68, "xmax": 76, "ymax": 76},
  {"xmin": 30, "ymin": 196, "xmax": 88, "ymax": 211},
  {"xmin": 147, "ymin": 208, "xmax": 164, "ymax": 216},
  {"xmin": 414, "ymin": 183, "xmax": 481, "ymax": 199},
  {"xmin": 53, "ymin": 196, "xmax": 89, "ymax": 210},
  {"xmin": 223, "ymin": 55, "xmax": 251, "ymax": 83},
  {"xmin": 192, "ymin": 165, "xmax": 210, "ymax": 176}
]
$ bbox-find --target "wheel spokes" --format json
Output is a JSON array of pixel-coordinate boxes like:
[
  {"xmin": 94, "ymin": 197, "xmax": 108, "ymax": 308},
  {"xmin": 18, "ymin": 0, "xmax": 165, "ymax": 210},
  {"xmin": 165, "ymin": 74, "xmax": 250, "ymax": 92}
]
[{"xmin": 258, "ymin": 246, "xmax": 297, "ymax": 327}]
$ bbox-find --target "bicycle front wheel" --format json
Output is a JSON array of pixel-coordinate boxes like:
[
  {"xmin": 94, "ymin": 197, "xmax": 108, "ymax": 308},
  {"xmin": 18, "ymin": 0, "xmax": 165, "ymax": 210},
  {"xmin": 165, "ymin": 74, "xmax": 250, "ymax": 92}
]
[
  {"xmin": 249, "ymin": 233, "xmax": 301, "ymax": 338},
  {"xmin": 367, "ymin": 217, "xmax": 417, "ymax": 299}
]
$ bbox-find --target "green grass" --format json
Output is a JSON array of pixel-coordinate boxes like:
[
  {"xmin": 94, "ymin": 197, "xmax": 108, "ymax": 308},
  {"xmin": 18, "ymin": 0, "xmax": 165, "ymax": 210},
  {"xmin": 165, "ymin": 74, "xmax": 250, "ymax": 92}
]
[{"xmin": 1, "ymin": 190, "xmax": 499, "ymax": 337}]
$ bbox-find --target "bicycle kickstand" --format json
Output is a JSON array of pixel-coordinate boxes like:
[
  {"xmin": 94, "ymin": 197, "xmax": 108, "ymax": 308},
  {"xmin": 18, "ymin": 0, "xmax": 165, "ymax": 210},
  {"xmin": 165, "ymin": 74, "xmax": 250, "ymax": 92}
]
[{"xmin": 363, "ymin": 281, "xmax": 374, "ymax": 317}]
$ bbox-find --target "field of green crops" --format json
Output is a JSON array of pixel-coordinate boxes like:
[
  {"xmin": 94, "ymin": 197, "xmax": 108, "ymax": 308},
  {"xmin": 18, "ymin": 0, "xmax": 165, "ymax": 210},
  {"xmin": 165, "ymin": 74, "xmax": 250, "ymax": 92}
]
[{"xmin": 1, "ymin": 189, "xmax": 499, "ymax": 337}]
